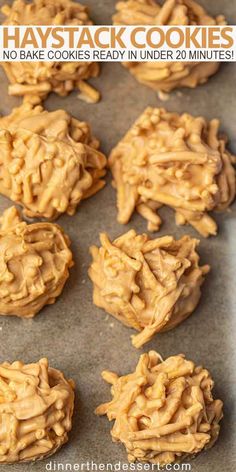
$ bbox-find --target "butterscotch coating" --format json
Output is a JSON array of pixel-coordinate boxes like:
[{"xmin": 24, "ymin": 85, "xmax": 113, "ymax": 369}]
[
  {"xmin": 0, "ymin": 102, "xmax": 107, "ymax": 220},
  {"xmin": 109, "ymin": 107, "xmax": 236, "ymax": 237},
  {"xmin": 0, "ymin": 206, "xmax": 73, "ymax": 318},
  {"xmin": 113, "ymin": 0, "xmax": 226, "ymax": 92},
  {"xmin": 0, "ymin": 357, "xmax": 74, "ymax": 463},
  {"xmin": 1, "ymin": 0, "xmax": 100, "ymax": 103},
  {"xmin": 96, "ymin": 351, "xmax": 223, "ymax": 465},
  {"xmin": 89, "ymin": 230, "xmax": 209, "ymax": 348}
]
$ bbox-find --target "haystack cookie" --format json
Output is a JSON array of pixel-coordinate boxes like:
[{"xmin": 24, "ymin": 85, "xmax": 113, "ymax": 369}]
[
  {"xmin": 109, "ymin": 107, "xmax": 235, "ymax": 237},
  {"xmin": 0, "ymin": 357, "xmax": 75, "ymax": 463},
  {"xmin": 0, "ymin": 102, "xmax": 107, "ymax": 219},
  {"xmin": 89, "ymin": 230, "xmax": 209, "ymax": 348},
  {"xmin": 96, "ymin": 351, "xmax": 223, "ymax": 465},
  {"xmin": 1, "ymin": 0, "xmax": 100, "ymax": 103},
  {"xmin": 113, "ymin": 0, "xmax": 226, "ymax": 93},
  {"xmin": 0, "ymin": 206, "xmax": 73, "ymax": 318}
]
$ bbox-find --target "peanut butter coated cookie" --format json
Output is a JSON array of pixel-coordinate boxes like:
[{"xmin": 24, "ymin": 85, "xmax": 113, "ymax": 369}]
[
  {"xmin": 1, "ymin": 0, "xmax": 100, "ymax": 102},
  {"xmin": 0, "ymin": 206, "xmax": 73, "ymax": 318},
  {"xmin": 0, "ymin": 102, "xmax": 107, "ymax": 219},
  {"xmin": 109, "ymin": 107, "xmax": 235, "ymax": 236},
  {"xmin": 89, "ymin": 230, "xmax": 209, "ymax": 348},
  {"xmin": 0, "ymin": 357, "xmax": 74, "ymax": 463},
  {"xmin": 96, "ymin": 351, "xmax": 223, "ymax": 465},
  {"xmin": 113, "ymin": 0, "xmax": 226, "ymax": 92}
]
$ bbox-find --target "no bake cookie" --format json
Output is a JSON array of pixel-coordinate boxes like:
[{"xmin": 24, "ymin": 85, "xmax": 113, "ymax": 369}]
[
  {"xmin": 96, "ymin": 351, "xmax": 223, "ymax": 465},
  {"xmin": 1, "ymin": 0, "xmax": 100, "ymax": 102},
  {"xmin": 113, "ymin": 0, "xmax": 226, "ymax": 92},
  {"xmin": 0, "ymin": 206, "xmax": 73, "ymax": 318},
  {"xmin": 89, "ymin": 230, "xmax": 209, "ymax": 348},
  {"xmin": 0, "ymin": 102, "xmax": 106, "ymax": 219},
  {"xmin": 109, "ymin": 107, "xmax": 235, "ymax": 237},
  {"xmin": 0, "ymin": 357, "xmax": 74, "ymax": 463}
]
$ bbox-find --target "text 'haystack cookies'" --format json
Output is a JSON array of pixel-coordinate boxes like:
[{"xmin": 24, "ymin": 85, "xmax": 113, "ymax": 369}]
[
  {"xmin": 113, "ymin": 0, "xmax": 226, "ymax": 93},
  {"xmin": 96, "ymin": 351, "xmax": 223, "ymax": 466},
  {"xmin": 109, "ymin": 107, "xmax": 235, "ymax": 237},
  {"xmin": 0, "ymin": 102, "xmax": 107, "ymax": 219},
  {"xmin": 0, "ymin": 206, "xmax": 73, "ymax": 318},
  {"xmin": 0, "ymin": 357, "xmax": 74, "ymax": 463},
  {"xmin": 1, "ymin": 0, "xmax": 100, "ymax": 103},
  {"xmin": 89, "ymin": 230, "xmax": 209, "ymax": 348}
]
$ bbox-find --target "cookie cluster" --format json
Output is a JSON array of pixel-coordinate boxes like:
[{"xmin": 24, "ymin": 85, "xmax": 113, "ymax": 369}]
[
  {"xmin": 1, "ymin": 0, "xmax": 100, "ymax": 102},
  {"xmin": 0, "ymin": 207, "xmax": 73, "ymax": 318},
  {"xmin": 109, "ymin": 107, "xmax": 235, "ymax": 237},
  {"xmin": 0, "ymin": 102, "xmax": 107, "ymax": 219},
  {"xmin": 0, "ymin": 358, "xmax": 74, "ymax": 463},
  {"xmin": 113, "ymin": 0, "xmax": 226, "ymax": 92},
  {"xmin": 89, "ymin": 230, "xmax": 209, "ymax": 347},
  {"xmin": 96, "ymin": 351, "xmax": 223, "ymax": 466}
]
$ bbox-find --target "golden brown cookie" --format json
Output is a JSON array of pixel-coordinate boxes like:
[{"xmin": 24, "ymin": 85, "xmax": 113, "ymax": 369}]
[
  {"xmin": 0, "ymin": 357, "xmax": 75, "ymax": 463},
  {"xmin": 0, "ymin": 102, "xmax": 107, "ymax": 219},
  {"xmin": 0, "ymin": 206, "xmax": 73, "ymax": 318},
  {"xmin": 1, "ymin": 0, "xmax": 100, "ymax": 102},
  {"xmin": 89, "ymin": 230, "xmax": 209, "ymax": 348},
  {"xmin": 113, "ymin": 0, "xmax": 226, "ymax": 92},
  {"xmin": 109, "ymin": 107, "xmax": 235, "ymax": 237},
  {"xmin": 96, "ymin": 350, "xmax": 223, "ymax": 465}
]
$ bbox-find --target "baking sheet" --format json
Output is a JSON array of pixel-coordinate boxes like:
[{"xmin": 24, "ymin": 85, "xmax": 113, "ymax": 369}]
[{"xmin": 0, "ymin": 0, "xmax": 235, "ymax": 471}]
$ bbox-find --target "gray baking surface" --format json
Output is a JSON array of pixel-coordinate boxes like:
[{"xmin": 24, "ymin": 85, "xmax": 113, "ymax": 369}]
[{"xmin": 0, "ymin": 0, "xmax": 235, "ymax": 471}]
